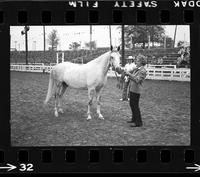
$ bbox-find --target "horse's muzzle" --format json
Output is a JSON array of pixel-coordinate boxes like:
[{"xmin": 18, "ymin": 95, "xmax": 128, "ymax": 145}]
[{"xmin": 115, "ymin": 67, "xmax": 123, "ymax": 74}]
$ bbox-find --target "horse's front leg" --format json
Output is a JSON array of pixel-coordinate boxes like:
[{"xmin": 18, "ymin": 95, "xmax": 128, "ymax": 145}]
[
  {"xmin": 96, "ymin": 88, "xmax": 104, "ymax": 120},
  {"xmin": 87, "ymin": 88, "xmax": 95, "ymax": 120},
  {"xmin": 54, "ymin": 93, "xmax": 59, "ymax": 117}
]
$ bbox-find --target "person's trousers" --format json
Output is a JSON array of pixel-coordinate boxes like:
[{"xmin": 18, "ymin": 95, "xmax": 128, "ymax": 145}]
[
  {"xmin": 129, "ymin": 91, "xmax": 143, "ymax": 126},
  {"xmin": 122, "ymin": 81, "xmax": 130, "ymax": 100}
]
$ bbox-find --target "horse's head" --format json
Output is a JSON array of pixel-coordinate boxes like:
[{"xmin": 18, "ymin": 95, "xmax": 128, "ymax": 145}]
[{"xmin": 110, "ymin": 46, "xmax": 121, "ymax": 70}]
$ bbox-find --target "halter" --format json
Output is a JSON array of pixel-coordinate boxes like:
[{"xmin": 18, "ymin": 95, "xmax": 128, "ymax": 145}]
[{"xmin": 109, "ymin": 52, "xmax": 121, "ymax": 88}]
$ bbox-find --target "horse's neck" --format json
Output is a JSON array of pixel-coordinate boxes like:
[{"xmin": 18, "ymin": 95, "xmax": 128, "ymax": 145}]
[{"xmin": 97, "ymin": 52, "xmax": 110, "ymax": 76}]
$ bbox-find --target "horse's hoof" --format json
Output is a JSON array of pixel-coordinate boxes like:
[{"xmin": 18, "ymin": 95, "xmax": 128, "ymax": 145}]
[
  {"xmin": 87, "ymin": 116, "xmax": 92, "ymax": 120},
  {"xmin": 99, "ymin": 115, "xmax": 104, "ymax": 120},
  {"xmin": 58, "ymin": 108, "xmax": 64, "ymax": 114},
  {"xmin": 55, "ymin": 111, "xmax": 59, "ymax": 117}
]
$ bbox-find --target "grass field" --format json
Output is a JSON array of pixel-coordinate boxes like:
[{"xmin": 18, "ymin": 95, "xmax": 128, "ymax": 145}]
[{"xmin": 11, "ymin": 71, "xmax": 190, "ymax": 146}]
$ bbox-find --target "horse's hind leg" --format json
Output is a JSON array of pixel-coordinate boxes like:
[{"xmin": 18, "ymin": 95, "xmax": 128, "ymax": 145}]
[
  {"xmin": 87, "ymin": 88, "xmax": 95, "ymax": 120},
  {"xmin": 58, "ymin": 82, "xmax": 68, "ymax": 114},
  {"xmin": 54, "ymin": 82, "xmax": 62, "ymax": 117}
]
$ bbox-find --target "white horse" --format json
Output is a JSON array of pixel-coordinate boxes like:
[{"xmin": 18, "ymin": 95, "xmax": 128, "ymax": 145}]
[{"xmin": 44, "ymin": 46, "xmax": 121, "ymax": 120}]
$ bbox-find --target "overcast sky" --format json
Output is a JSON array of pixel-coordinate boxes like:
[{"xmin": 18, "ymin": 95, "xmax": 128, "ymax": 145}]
[{"xmin": 10, "ymin": 25, "xmax": 190, "ymax": 51}]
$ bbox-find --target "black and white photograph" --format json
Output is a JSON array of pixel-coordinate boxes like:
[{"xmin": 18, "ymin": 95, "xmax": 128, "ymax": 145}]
[{"xmin": 10, "ymin": 25, "xmax": 190, "ymax": 146}]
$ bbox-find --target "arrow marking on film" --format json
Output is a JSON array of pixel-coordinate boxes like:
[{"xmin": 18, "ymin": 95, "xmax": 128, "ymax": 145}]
[
  {"xmin": 0, "ymin": 163, "xmax": 17, "ymax": 172},
  {"xmin": 186, "ymin": 164, "xmax": 200, "ymax": 172}
]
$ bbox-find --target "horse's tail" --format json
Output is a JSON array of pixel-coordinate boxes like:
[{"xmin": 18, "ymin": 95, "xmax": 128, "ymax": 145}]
[{"xmin": 44, "ymin": 70, "xmax": 55, "ymax": 105}]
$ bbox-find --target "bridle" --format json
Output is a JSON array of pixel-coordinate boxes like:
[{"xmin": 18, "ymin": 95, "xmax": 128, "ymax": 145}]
[{"xmin": 109, "ymin": 52, "xmax": 121, "ymax": 86}]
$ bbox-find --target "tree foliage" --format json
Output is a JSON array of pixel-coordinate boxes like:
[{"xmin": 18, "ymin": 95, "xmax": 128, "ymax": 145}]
[
  {"xmin": 69, "ymin": 42, "xmax": 81, "ymax": 50},
  {"xmin": 47, "ymin": 30, "xmax": 60, "ymax": 51},
  {"xmin": 85, "ymin": 41, "xmax": 97, "ymax": 50},
  {"xmin": 123, "ymin": 25, "xmax": 170, "ymax": 49},
  {"xmin": 165, "ymin": 36, "xmax": 174, "ymax": 48}
]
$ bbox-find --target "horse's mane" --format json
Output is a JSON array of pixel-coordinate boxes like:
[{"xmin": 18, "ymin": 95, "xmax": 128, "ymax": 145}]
[{"xmin": 88, "ymin": 51, "xmax": 111, "ymax": 64}]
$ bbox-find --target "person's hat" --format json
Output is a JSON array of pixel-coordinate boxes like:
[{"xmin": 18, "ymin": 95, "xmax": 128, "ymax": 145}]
[{"xmin": 127, "ymin": 56, "xmax": 134, "ymax": 60}]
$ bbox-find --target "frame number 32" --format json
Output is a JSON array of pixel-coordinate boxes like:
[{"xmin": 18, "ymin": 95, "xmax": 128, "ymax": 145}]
[{"xmin": 19, "ymin": 164, "xmax": 34, "ymax": 172}]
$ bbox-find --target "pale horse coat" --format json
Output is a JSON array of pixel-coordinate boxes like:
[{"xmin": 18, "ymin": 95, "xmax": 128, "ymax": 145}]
[{"xmin": 44, "ymin": 48, "xmax": 121, "ymax": 120}]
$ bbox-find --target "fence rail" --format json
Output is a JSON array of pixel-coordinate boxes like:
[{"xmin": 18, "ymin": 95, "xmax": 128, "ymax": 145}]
[
  {"xmin": 10, "ymin": 64, "xmax": 190, "ymax": 82},
  {"xmin": 146, "ymin": 64, "xmax": 177, "ymax": 69}
]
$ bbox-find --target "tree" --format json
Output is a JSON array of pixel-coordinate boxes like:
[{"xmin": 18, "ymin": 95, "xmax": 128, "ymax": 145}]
[
  {"xmin": 123, "ymin": 25, "xmax": 165, "ymax": 49},
  {"xmin": 149, "ymin": 26, "xmax": 165, "ymax": 47},
  {"xmin": 47, "ymin": 29, "xmax": 60, "ymax": 51},
  {"xmin": 85, "ymin": 41, "xmax": 97, "ymax": 50},
  {"xmin": 165, "ymin": 36, "xmax": 174, "ymax": 48},
  {"xmin": 69, "ymin": 42, "xmax": 81, "ymax": 50}
]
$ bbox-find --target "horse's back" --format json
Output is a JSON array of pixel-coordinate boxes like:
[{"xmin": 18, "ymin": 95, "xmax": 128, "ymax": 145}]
[
  {"xmin": 51, "ymin": 60, "xmax": 107, "ymax": 89},
  {"xmin": 52, "ymin": 62, "xmax": 72, "ymax": 81},
  {"xmin": 52, "ymin": 62, "xmax": 88, "ymax": 88}
]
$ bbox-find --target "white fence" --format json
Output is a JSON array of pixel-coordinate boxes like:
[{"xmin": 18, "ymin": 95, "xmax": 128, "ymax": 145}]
[
  {"xmin": 10, "ymin": 64, "xmax": 52, "ymax": 73},
  {"xmin": 11, "ymin": 62, "xmax": 44, "ymax": 66},
  {"xmin": 10, "ymin": 64, "xmax": 190, "ymax": 82},
  {"xmin": 146, "ymin": 64, "xmax": 176, "ymax": 69},
  {"xmin": 146, "ymin": 68, "xmax": 190, "ymax": 81}
]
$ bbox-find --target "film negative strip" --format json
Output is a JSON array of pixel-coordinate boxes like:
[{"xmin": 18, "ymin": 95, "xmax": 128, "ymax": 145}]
[{"xmin": 0, "ymin": 0, "xmax": 200, "ymax": 174}]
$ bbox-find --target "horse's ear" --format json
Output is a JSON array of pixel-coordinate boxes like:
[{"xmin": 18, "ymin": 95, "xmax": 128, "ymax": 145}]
[
  {"xmin": 117, "ymin": 46, "xmax": 120, "ymax": 51},
  {"xmin": 110, "ymin": 46, "xmax": 113, "ymax": 51}
]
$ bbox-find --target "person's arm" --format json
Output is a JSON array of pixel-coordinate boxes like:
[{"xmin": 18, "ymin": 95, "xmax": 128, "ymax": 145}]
[
  {"xmin": 128, "ymin": 66, "xmax": 137, "ymax": 73},
  {"xmin": 126, "ymin": 70, "xmax": 147, "ymax": 84}
]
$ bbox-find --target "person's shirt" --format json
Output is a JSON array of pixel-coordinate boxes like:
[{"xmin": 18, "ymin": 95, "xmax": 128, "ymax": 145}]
[
  {"xmin": 128, "ymin": 66, "xmax": 147, "ymax": 94},
  {"xmin": 124, "ymin": 62, "xmax": 136, "ymax": 72},
  {"xmin": 123, "ymin": 62, "xmax": 137, "ymax": 82}
]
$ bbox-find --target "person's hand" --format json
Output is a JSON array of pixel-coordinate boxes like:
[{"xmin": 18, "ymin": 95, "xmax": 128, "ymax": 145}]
[{"xmin": 124, "ymin": 70, "xmax": 129, "ymax": 76}]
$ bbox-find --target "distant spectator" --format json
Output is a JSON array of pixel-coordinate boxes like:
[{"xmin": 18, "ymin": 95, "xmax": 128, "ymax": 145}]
[
  {"xmin": 162, "ymin": 56, "xmax": 167, "ymax": 64},
  {"xmin": 177, "ymin": 46, "xmax": 190, "ymax": 68},
  {"xmin": 157, "ymin": 57, "xmax": 162, "ymax": 65}
]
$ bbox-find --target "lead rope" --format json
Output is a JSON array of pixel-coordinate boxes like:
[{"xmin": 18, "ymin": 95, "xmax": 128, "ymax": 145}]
[
  {"xmin": 110, "ymin": 61, "xmax": 119, "ymax": 82},
  {"xmin": 114, "ymin": 69, "xmax": 119, "ymax": 82},
  {"xmin": 113, "ymin": 65, "xmax": 122, "ymax": 90}
]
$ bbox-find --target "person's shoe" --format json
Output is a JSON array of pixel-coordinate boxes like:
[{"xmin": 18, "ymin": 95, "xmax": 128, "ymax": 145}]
[
  {"xmin": 120, "ymin": 98, "xmax": 128, "ymax": 101},
  {"xmin": 130, "ymin": 123, "xmax": 143, "ymax": 127},
  {"xmin": 127, "ymin": 120, "xmax": 135, "ymax": 123}
]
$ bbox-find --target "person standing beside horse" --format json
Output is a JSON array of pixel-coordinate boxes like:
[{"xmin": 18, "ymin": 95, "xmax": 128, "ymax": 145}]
[
  {"xmin": 120, "ymin": 56, "xmax": 136, "ymax": 101},
  {"xmin": 124, "ymin": 54, "xmax": 147, "ymax": 127}
]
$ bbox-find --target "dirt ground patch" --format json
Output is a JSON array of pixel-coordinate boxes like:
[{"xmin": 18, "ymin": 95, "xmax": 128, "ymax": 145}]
[{"xmin": 11, "ymin": 71, "xmax": 190, "ymax": 146}]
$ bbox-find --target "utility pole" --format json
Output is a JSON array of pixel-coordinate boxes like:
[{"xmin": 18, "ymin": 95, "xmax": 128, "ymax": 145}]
[
  {"xmin": 173, "ymin": 25, "xmax": 177, "ymax": 48},
  {"xmin": 43, "ymin": 26, "xmax": 46, "ymax": 52},
  {"xmin": 21, "ymin": 26, "xmax": 30, "ymax": 65},
  {"xmin": 25, "ymin": 28, "xmax": 28, "ymax": 64},
  {"xmin": 90, "ymin": 25, "xmax": 92, "ymax": 51},
  {"xmin": 43, "ymin": 26, "xmax": 46, "ymax": 63},
  {"xmin": 164, "ymin": 34, "xmax": 166, "ymax": 49},
  {"xmin": 148, "ymin": 33, "xmax": 150, "ymax": 49},
  {"xmin": 121, "ymin": 25, "xmax": 125, "ymax": 66},
  {"xmin": 109, "ymin": 25, "xmax": 112, "ymax": 47}
]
